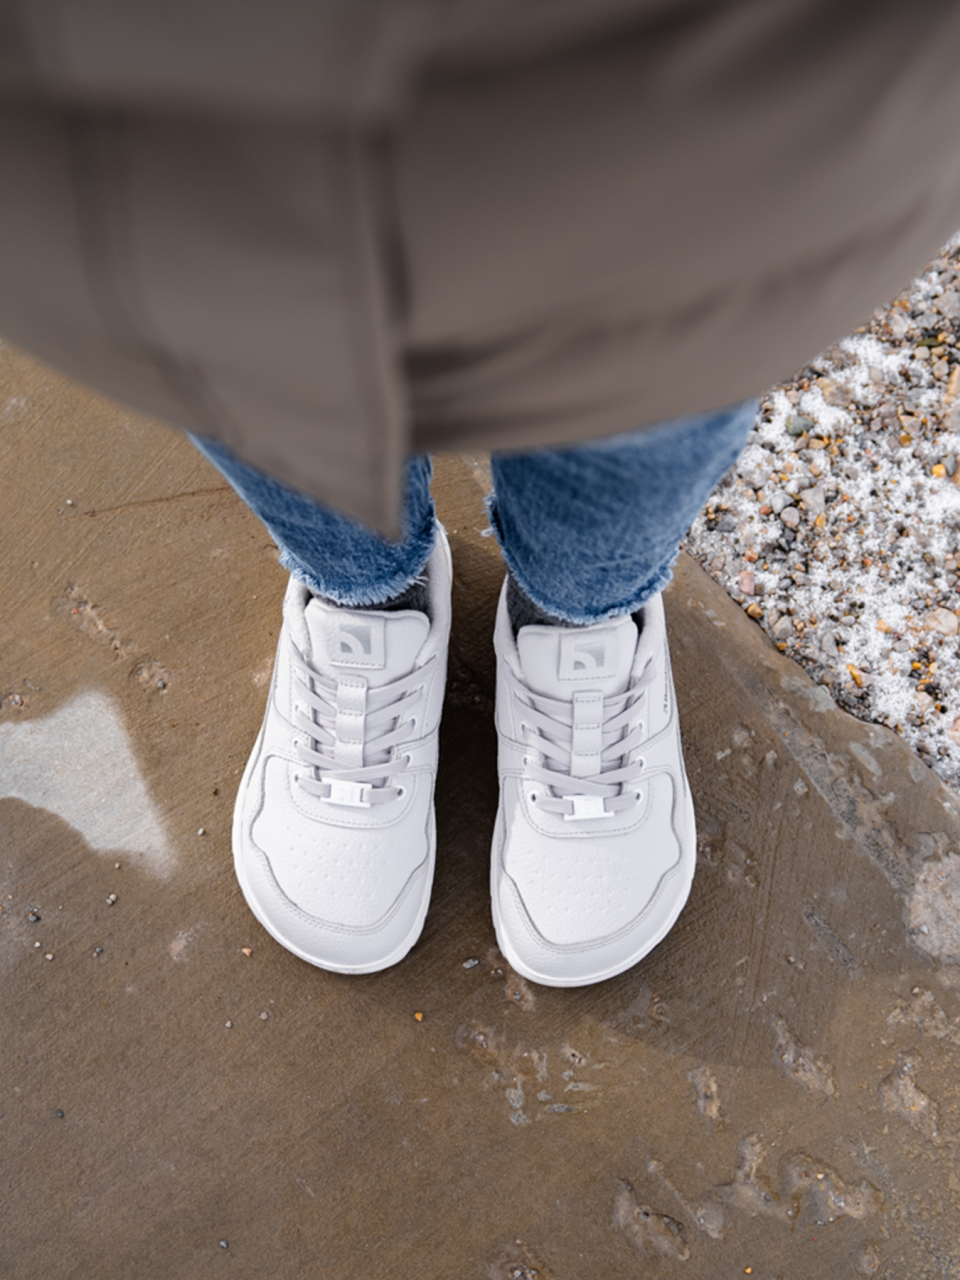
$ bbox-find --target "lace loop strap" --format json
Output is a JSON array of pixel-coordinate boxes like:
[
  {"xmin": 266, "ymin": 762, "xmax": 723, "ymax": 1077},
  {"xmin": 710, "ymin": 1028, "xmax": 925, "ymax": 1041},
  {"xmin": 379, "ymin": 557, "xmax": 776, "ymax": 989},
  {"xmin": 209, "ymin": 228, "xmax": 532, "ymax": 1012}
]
[
  {"xmin": 570, "ymin": 690, "xmax": 603, "ymax": 778},
  {"xmin": 510, "ymin": 654, "xmax": 655, "ymax": 815},
  {"xmin": 333, "ymin": 675, "xmax": 367, "ymax": 769}
]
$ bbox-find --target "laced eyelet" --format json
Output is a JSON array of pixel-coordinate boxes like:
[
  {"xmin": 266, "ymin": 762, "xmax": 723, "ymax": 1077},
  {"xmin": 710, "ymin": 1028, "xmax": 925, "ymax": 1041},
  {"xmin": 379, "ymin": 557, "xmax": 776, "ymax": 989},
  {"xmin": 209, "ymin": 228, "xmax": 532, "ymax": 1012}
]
[
  {"xmin": 396, "ymin": 786, "xmax": 406, "ymax": 799},
  {"xmin": 529, "ymin": 791, "xmax": 538, "ymax": 804}
]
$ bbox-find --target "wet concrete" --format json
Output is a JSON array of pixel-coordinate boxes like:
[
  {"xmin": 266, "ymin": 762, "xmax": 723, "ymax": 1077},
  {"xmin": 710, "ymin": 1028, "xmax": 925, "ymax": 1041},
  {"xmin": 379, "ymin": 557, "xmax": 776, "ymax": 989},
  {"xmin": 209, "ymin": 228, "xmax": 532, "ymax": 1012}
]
[{"xmin": 4, "ymin": 340, "xmax": 960, "ymax": 1278}]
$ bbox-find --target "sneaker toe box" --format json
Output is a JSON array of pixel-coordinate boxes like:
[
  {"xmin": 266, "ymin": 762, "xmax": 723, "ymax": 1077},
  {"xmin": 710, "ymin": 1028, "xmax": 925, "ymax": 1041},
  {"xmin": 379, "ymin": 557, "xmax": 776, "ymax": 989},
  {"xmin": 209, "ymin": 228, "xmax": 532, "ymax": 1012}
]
[
  {"xmin": 494, "ymin": 774, "xmax": 695, "ymax": 986},
  {"xmin": 240, "ymin": 838, "xmax": 433, "ymax": 972},
  {"xmin": 235, "ymin": 758, "xmax": 435, "ymax": 972}
]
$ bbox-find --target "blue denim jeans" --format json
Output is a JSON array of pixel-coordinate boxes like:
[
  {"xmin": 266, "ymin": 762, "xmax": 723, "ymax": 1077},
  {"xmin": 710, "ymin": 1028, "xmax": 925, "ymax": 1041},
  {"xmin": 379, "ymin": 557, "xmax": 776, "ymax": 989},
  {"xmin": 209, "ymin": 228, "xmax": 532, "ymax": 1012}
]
[{"xmin": 191, "ymin": 398, "xmax": 756, "ymax": 623}]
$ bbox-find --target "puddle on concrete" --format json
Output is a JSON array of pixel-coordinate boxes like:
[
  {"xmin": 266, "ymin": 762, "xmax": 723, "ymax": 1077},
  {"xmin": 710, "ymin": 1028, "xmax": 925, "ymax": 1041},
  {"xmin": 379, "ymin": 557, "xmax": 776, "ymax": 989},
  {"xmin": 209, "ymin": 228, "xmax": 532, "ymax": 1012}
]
[{"xmin": 0, "ymin": 689, "xmax": 175, "ymax": 874}]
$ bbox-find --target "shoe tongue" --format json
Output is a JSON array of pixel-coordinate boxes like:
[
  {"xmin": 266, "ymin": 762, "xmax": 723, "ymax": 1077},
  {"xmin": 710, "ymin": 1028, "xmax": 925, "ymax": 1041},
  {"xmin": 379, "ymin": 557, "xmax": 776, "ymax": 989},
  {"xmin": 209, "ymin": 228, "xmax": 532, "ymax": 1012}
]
[
  {"xmin": 304, "ymin": 599, "xmax": 429, "ymax": 688},
  {"xmin": 516, "ymin": 615, "xmax": 639, "ymax": 699}
]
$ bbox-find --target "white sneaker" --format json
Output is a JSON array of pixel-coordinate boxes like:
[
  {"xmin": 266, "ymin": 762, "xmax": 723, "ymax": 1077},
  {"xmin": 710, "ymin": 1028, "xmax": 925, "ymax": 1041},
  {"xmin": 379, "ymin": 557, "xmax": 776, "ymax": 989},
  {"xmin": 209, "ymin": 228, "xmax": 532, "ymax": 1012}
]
[
  {"xmin": 232, "ymin": 526, "xmax": 451, "ymax": 973},
  {"xmin": 491, "ymin": 583, "xmax": 696, "ymax": 987}
]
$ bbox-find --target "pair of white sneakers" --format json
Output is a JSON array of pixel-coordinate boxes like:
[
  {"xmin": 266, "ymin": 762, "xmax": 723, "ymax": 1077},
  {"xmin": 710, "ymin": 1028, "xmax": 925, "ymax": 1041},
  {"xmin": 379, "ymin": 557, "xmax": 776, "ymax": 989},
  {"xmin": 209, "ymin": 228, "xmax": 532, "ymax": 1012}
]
[{"xmin": 233, "ymin": 526, "xmax": 696, "ymax": 987}]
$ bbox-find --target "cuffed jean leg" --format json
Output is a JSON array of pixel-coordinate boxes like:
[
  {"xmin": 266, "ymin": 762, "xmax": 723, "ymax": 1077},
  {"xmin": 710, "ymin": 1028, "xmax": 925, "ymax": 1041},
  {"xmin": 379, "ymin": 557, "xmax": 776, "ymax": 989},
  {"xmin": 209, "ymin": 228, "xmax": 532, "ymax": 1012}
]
[
  {"xmin": 189, "ymin": 434, "xmax": 437, "ymax": 606},
  {"xmin": 488, "ymin": 398, "xmax": 758, "ymax": 624}
]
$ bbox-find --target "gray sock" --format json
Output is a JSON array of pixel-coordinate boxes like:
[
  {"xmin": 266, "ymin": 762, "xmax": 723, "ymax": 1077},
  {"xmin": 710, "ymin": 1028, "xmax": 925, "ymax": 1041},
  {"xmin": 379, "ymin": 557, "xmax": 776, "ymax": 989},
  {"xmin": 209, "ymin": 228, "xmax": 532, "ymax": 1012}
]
[
  {"xmin": 316, "ymin": 574, "xmax": 430, "ymax": 617},
  {"xmin": 507, "ymin": 574, "xmax": 578, "ymax": 633},
  {"xmin": 378, "ymin": 576, "xmax": 430, "ymax": 615},
  {"xmin": 506, "ymin": 573, "xmax": 644, "ymax": 636}
]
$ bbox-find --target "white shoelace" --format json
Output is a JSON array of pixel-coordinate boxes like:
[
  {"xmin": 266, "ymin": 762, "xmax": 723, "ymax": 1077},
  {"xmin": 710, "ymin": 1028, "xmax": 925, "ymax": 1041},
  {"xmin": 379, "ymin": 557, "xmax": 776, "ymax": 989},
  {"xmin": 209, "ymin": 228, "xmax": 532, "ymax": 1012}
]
[
  {"xmin": 508, "ymin": 658, "xmax": 655, "ymax": 820},
  {"xmin": 289, "ymin": 639, "xmax": 433, "ymax": 807}
]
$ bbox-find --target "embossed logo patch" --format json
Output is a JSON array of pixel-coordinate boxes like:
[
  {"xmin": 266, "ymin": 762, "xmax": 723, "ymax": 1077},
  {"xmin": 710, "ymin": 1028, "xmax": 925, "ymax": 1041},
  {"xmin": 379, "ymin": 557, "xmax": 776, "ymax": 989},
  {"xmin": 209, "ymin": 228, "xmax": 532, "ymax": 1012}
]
[
  {"xmin": 558, "ymin": 629, "xmax": 615, "ymax": 680},
  {"xmin": 339, "ymin": 623, "xmax": 372, "ymax": 656},
  {"xmin": 329, "ymin": 616, "xmax": 386, "ymax": 669}
]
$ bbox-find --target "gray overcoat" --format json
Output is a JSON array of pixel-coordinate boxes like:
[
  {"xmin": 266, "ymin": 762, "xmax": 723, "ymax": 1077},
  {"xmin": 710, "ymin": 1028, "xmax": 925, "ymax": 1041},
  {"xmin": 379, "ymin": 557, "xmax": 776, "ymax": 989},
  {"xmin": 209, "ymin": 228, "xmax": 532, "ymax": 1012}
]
[{"xmin": 2, "ymin": 0, "xmax": 960, "ymax": 530}]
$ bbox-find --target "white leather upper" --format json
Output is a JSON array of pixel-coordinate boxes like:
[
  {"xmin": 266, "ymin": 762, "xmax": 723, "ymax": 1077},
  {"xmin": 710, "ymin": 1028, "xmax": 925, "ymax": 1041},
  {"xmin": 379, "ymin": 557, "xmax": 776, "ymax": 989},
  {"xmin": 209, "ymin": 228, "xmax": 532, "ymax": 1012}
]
[
  {"xmin": 491, "ymin": 583, "xmax": 696, "ymax": 985},
  {"xmin": 233, "ymin": 526, "xmax": 451, "ymax": 971}
]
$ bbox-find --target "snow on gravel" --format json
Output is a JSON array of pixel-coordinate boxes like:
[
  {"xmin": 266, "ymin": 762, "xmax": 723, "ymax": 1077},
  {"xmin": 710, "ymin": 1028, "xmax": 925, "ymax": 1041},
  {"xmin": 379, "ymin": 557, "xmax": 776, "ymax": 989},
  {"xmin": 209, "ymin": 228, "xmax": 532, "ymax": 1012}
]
[{"xmin": 684, "ymin": 233, "xmax": 960, "ymax": 789}]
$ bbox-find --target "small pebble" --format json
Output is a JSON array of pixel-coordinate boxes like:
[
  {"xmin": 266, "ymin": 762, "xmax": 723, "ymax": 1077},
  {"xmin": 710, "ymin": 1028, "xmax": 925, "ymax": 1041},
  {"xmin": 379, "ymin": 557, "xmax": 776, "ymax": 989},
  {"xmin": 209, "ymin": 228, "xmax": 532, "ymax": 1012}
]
[
  {"xmin": 93, "ymin": 946, "xmax": 103, "ymax": 956},
  {"xmin": 45, "ymin": 953, "xmax": 54, "ymax": 961},
  {"xmin": 462, "ymin": 957, "xmax": 480, "ymax": 969},
  {"xmin": 157, "ymin": 680, "xmax": 166, "ymax": 690},
  {"xmin": 34, "ymin": 941, "xmax": 41, "ymax": 949},
  {"xmin": 198, "ymin": 828, "xmax": 206, "ymax": 836},
  {"xmin": 219, "ymin": 1241, "xmax": 229, "ymax": 1250},
  {"xmin": 224, "ymin": 1021, "xmax": 233, "ymax": 1029},
  {"xmin": 259, "ymin": 1011, "xmax": 270, "ymax": 1020},
  {"xmin": 54, "ymin": 1109, "xmax": 65, "ymax": 1119},
  {"xmin": 800, "ymin": 487, "xmax": 826, "ymax": 517},
  {"xmin": 923, "ymin": 608, "xmax": 959, "ymax": 637},
  {"xmin": 106, "ymin": 893, "xmax": 117, "ymax": 905},
  {"xmin": 27, "ymin": 910, "xmax": 40, "ymax": 923},
  {"xmin": 65, "ymin": 499, "xmax": 73, "ymax": 506}
]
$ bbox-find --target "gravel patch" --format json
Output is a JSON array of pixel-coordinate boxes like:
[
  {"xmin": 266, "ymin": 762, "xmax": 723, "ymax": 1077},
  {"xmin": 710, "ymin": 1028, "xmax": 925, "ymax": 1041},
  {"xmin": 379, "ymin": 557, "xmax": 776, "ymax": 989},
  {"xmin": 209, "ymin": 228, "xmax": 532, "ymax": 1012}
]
[{"xmin": 684, "ymin": 232, "xmax": 960, "ymax": 789}]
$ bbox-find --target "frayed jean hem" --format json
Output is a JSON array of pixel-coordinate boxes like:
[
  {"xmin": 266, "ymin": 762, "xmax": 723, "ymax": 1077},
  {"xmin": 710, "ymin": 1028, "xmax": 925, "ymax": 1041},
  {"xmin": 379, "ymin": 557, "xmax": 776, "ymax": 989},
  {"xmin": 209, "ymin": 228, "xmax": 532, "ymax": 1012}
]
[
  {"xmin": 486, "ymin": 494, "xmax": 678, "ymax": 623},
  {"xmin": 189, "ymin": 433, "xmax": 437, "ymax": 604},
  {"xmin": 278, "ymin": 518, "xmax": 437, "ymax": 606}
]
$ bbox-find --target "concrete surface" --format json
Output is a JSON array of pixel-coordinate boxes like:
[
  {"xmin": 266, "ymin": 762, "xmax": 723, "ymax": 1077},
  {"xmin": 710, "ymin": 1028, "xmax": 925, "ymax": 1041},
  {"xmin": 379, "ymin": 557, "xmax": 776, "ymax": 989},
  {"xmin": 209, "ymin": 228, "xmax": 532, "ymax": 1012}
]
[{"xmin": 4, "ymin": 341, "xmax": 960, "ymax": 1279}]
